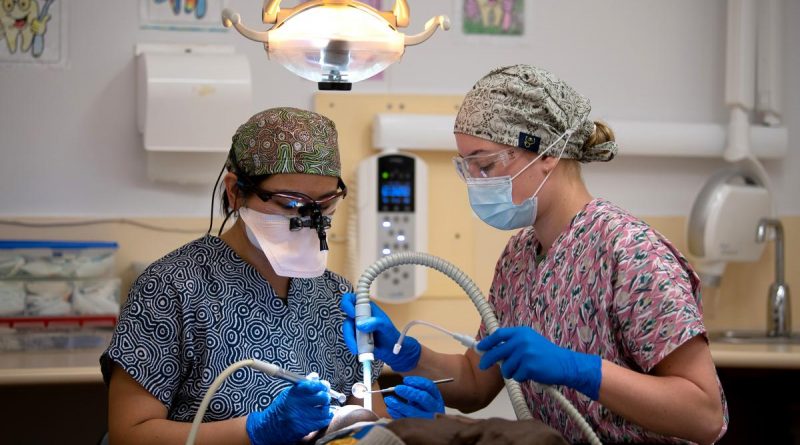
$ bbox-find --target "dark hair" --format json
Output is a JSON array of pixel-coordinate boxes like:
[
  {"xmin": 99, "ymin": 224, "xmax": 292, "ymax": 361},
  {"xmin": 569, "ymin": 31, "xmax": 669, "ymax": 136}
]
[
  {"xmin": 211, "ymin": 170, "xmax": 270, "ymax": 235},
  {"xmin": 207, "ymin": 147, "xmax": 272, "ymax": 236},
  {"xmin": 219, "ymin": 172, "xmax": 271, "ymax": 217}
]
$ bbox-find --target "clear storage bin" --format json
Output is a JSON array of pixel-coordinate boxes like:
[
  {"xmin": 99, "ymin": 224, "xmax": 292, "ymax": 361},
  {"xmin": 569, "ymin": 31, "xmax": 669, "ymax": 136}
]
[
  {"xmin": 0, "ymin": 278, "xmax": 121, "ymax": 318},
  {"xmin": 0, "ymin": 240, "xmax": 120, "ymax": 352},
  {"xmin": 0, "ymin": 325, "xmax": 114, "ymax": 351},
  {"xmin": 0, "ymin": 277, "xmax": 120, "ymax": 351},
  {"xmin": 0, "ymin": 240, "xmax": 118, "ymax": 279}
]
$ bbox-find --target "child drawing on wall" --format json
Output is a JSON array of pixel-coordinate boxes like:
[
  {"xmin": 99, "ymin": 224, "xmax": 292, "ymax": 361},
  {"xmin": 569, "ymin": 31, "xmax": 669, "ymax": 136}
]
[
  {"xmin": 0, "ymin": 0, "xmax": 53, "ymax": 58},
  {"xmin": 153, "ymin": 0, "xmax": 207, "ymax": 19},
  {"xmin": 463, "ymin": 0, "xmax": 523, "ymax": 36}
]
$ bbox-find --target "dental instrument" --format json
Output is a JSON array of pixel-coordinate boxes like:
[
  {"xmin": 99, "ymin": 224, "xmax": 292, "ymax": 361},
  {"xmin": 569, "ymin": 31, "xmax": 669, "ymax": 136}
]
[
  {"xmin": 350, "ymin": 378, "xmax": 454, "ymax": 399},
  {"xmin": 394, "ymin": 320, "xmax": 480, "ymax": 355},
  {"xmin": 186, "ymin": 359, "xmax": 346, "ymax": 445},
  {"xmin": 356, "ymin": 252, "xmax": 602, "ymax": 445}
]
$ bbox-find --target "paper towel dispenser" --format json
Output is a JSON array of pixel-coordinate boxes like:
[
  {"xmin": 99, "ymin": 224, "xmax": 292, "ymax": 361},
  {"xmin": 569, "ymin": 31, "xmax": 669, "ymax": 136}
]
[{"xmin": 136, "ymin": 44, "xmax": 252, "ymax": 184}]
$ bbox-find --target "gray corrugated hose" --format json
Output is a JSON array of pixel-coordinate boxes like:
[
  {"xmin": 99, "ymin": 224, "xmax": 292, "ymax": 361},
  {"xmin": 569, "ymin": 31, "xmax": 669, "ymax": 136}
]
[{"xmin": 355, "ymin": 252, "xmax": 602, "ymax": 445}]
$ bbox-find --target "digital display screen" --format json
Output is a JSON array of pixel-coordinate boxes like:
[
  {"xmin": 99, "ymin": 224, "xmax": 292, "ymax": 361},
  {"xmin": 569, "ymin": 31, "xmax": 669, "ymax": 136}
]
[
  {"xmin": 381, "ymin": 183, "xmax": 411, "ymax": 199},
  {"xmin": 378, "ymin": 155, "xmax": 415, "ymax": 212},
  {"xmin": 380, "ymin": 182, "xmax": 411, "ymax": 207}
]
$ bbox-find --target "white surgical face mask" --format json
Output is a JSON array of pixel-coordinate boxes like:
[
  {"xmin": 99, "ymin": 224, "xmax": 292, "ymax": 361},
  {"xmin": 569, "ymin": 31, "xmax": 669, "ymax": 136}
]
[
  {"xmin": 238, "ymin": 207, "xmax": 329, "ymax": 278},
  {"xmin": 466, "ymin": 131, "xmax": 573, "ymax": 230}
]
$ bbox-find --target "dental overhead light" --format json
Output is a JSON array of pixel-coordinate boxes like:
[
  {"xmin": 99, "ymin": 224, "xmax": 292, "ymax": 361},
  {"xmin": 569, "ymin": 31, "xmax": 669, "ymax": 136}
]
[{"xmin": 222, "ymin": 0, "xmax": 450, "ymax": 90}]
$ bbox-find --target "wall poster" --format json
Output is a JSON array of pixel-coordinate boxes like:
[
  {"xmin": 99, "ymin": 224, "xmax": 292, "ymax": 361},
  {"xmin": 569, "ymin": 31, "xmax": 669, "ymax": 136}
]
[
  {"xmin": 0, "ymin": 0, "xmax": 65, "ymax": 67},
  {"xmin": 140, "ymin": 0, "xmax": 228, "ymax": 31},
  {"xmin": 462, "ymin": 0, "xmax": 524, "ymax": 36}
]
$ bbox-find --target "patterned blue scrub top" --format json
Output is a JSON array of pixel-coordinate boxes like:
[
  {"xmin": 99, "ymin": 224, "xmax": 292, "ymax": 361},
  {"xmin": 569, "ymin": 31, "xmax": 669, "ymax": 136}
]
[{"xmin": 101, "ymin": 236, "xmax": 381, "ymax": 422}]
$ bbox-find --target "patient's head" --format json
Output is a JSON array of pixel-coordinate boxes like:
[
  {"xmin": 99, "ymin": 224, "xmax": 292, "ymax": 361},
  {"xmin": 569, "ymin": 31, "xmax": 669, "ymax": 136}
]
[
  {"xmin": 304, "ymin": 404, "xmax": 380, "ymax": 444},
  {"xmin": 327, "ymin": 404, "xmax": 380, "ymax": 432}
]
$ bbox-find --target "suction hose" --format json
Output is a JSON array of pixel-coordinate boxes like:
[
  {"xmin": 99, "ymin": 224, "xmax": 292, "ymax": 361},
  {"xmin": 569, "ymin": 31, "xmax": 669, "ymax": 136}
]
[
  {"xmin": 185, "ymin": 359, "xmax": 346, "ymax": 445},
  {"xmin": 355, "ymin": 252, "xmax": 601, "ymax": 445}
]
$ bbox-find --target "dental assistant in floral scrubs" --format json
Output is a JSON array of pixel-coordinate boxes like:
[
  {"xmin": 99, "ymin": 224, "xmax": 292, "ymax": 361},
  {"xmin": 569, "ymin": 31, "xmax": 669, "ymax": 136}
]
[{"xmin": 343, "ymin": 65, "xmax": 728, "ymax": 444}]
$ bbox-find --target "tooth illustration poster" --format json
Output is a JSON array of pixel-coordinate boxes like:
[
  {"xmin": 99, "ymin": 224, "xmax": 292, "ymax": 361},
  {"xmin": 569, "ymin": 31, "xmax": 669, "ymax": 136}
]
[{"xmin": 0, "ymin": 0, "xmax": 63, "ymax": 65}]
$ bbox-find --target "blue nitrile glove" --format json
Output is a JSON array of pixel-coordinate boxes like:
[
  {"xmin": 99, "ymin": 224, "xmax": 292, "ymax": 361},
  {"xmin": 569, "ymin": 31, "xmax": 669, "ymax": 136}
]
[
  {"xmin": 477, "ymin": 326, "xmax": 602, "ymax": 400},
  {"xmin": 245, "ymin": 379, "xmax": 333, "ymax": 445},
  {"xmin": 341, "ymin": 292, "xmax": 421, "ymax": 372},
  {"xmin": 384, "ymin": 376, "xmax": 445, "ymax": 420}
]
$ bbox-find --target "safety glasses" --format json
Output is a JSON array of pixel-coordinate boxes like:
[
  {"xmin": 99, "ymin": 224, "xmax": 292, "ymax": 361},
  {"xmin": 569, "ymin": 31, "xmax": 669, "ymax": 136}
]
[
  {"xmin": 251, "ymin": 178, "xmax": 347, "ymax": 216},
  {"xmin": 452, "ymin": 148, "xmax": 521, "ymax": 181}
]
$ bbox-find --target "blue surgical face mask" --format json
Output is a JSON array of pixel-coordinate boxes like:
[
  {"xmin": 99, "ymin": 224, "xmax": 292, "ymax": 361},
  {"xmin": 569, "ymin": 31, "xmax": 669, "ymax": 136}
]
[{"xmin": 466, "ymin": 131, "xmax": 573, "ymax": 230}]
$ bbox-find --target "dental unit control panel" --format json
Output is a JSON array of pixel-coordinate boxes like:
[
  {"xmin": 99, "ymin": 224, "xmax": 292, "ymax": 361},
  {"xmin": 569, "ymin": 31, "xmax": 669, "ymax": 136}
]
[{"xmin": 357, "ymin": 153, "xmax": 428, "ymax": 302}]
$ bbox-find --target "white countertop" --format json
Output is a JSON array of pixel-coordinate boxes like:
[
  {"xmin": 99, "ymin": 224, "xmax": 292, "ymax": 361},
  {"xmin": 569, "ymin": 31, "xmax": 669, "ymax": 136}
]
[
  {"xmin": 1, "ymin": 341, "xmax": 798, "ymax": 386},
  {"xmin": 709, "ymin": 342, "xmax": 800, "ymax": 369},
  {"xmin": 0, "ymin": 347, "xmax": 105, "ymax": 385}
]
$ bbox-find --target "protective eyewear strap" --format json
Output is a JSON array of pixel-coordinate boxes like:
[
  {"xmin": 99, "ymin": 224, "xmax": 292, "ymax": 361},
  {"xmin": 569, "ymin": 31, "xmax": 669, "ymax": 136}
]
[
  {"xmin": 510, "ymin": 129, "xmax": 573, "ymax": 182},
  {"xmin": 511, "ymin": 129, "xmax": 572, "ymax": 180},
  {"xmin": 510, "ymin": 150, "xmax": 546, "ymax": 182},
  {"xmin": 531, "ymin": 130, "xmax": 574, "ymax": 196}
]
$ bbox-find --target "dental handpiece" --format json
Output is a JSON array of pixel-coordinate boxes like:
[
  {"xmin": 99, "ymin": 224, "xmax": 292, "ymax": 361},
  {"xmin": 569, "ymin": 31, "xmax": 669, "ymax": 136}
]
[{"xmin": 250, "ymin": 359, "xmax": 347, "ymax": 404}]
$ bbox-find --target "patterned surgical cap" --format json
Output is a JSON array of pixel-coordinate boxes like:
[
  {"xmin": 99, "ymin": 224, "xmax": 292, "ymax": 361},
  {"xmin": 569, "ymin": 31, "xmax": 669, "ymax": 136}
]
[
  {"xmin": 454, "ymin": 65, "xmax": 617, "ymax": 163},
  {"xmin": 227, "ymin": 107, "xmax": 341, "ymax": 177}
]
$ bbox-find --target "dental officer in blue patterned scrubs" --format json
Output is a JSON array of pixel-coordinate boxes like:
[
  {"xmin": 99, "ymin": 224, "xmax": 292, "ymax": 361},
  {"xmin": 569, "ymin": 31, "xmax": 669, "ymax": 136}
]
[{"xmin": 101, "ymin": 107, "xmax": 386, "ymax": 445}]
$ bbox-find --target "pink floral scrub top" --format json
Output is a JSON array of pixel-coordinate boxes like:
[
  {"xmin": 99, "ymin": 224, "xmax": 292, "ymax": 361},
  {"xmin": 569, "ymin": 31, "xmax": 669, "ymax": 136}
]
[{"xmin": 479, "ymin": 198, "xmax": 728, "ymax": 443}]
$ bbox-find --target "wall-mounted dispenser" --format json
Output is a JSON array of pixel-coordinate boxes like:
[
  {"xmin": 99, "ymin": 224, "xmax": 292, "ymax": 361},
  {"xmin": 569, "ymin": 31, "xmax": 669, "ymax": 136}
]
[
  {"xmin": 687, "ymin": 164, "xmax": 771, "ymax": 287},
  {"xmin": 136, "ymin": 44, "xmax": 252, "ymax": 184}
]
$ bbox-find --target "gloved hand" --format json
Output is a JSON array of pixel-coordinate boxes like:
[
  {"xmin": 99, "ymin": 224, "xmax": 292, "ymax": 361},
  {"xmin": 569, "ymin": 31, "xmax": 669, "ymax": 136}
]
[
  {"xmin": 245, "ymin": 379, "xmax": 333, "ymax": 445},
  {"xmin": 384, "ymin": 376, "xmax": 445, "ymax": 420},
  {"xmin": 341, "ymin": 292, "xmax": 421, "ymax": 372},
  {"xmin": 477, "ymin": 327, "xmax": 602, "ymax": 400}
]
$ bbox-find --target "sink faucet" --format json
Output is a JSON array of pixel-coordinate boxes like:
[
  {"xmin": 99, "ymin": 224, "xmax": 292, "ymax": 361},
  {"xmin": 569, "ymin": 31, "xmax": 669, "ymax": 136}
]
[{"xmin": 756, "ymin": 218, "xmax": 791, "ymax": 337}]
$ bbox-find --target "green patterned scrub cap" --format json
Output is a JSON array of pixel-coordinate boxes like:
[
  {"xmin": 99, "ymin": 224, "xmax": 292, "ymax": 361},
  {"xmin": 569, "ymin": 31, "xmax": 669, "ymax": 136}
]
[
  {"xmin": 227, "ymin": 107, "xmax": 341, "ymax": 177},
  {"xmin": 454, "ymin": 64, "xmax": 617, "ymax": 163}
]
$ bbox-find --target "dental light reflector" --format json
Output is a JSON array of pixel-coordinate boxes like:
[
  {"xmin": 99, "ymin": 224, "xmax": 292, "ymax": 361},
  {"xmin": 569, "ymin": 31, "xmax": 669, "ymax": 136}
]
[
  {"xmin": 222, "ymin": 1, "xmax": 450, "ymax": 89},
  {"xmin": 267, "ymin": 6, "xmax": 404, "ymax": 84}
]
